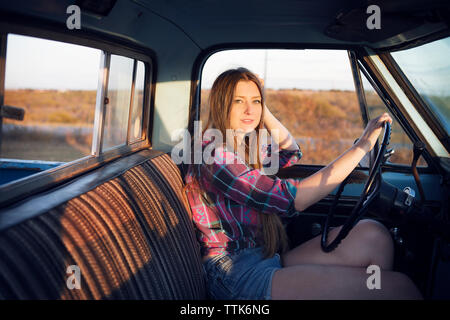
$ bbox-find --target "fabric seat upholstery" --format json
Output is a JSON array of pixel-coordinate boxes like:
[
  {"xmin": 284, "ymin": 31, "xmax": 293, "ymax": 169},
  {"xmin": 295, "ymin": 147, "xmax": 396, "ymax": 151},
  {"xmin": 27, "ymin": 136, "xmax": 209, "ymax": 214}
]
[{"xmin": 0, "ymin": 150, "xmax": 206, "ymax": 299}]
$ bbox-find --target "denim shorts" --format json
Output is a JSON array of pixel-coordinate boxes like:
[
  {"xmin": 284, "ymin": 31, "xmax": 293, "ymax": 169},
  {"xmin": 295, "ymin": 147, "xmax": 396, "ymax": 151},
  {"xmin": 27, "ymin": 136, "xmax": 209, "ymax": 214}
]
[{"xmin": 203, "ymin": 247, "xmax": 282, "ymax": 300}]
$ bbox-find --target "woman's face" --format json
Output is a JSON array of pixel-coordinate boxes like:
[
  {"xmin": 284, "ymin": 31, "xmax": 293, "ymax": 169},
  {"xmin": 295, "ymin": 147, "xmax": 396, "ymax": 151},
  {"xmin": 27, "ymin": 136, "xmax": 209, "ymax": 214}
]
[{"xmin": 229, "ymin": 80, "xmax": 263, "ymax": 134}]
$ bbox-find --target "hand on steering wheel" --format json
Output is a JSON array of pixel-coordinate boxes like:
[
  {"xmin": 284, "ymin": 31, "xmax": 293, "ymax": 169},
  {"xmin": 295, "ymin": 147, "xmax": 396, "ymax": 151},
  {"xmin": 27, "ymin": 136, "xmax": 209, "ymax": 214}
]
[{"xmin": 321, "ymin": 115, "xmax": 392, "ymax": 253}]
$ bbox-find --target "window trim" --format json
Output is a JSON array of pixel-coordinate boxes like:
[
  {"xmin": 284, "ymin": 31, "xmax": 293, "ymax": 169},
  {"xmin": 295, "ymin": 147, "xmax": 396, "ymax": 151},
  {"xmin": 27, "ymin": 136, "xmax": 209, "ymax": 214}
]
[
  {"xmin": 356, "ymin": 57, "xmax": 428, "ymax": 169},
  {"xmin": 189, "ymin": 43, "xmax": 363, "ymax": 137},
  {"xmin": 126, "ymin": 59, "xmax": 138, "ymax": 144},
  {"xmin": 379, "ymin": 50, "xmax": 450, "ymax": 152},
  {"xmin": 92, "ymin": 50, "xmax": 110, "ymax": 156},
  {"xmin": 193, "ymin": 45, "xmax": 437, "ymax": 173},
  {"xmin": 195, "ymin": 46, "xmax": 372, "ymax": 168},
  {"xmin": 0, "ymin": 15, "xmax": 155, "ymax": 148},
  {"xmin": 348, "ymin": 50, "xmax": 370, "ymax": 126},
  {"xmin": 360, "ymin": 59, "xmax": 432, "ymax": 169},
  {"xmin": 361, "ymin": 48, "xmax": 448, "ymax": 161},
  {"xmin": 0, "ymin": 33, "xmax": 6, "ymax": 155},
  {"xmin": 355, "ymin": 50, "xmax": 438, "ymax": 173},
  {"xmin": 0, "ymin": 18, "xmax": 155, "ymax": 208}
]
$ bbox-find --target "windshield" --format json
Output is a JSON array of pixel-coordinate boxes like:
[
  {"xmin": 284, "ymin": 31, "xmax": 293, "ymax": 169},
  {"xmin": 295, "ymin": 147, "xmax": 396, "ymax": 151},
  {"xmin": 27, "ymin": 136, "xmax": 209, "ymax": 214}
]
[{"xmin": 391, "ymin": 37, "xmax": 450, "ymax": 135}]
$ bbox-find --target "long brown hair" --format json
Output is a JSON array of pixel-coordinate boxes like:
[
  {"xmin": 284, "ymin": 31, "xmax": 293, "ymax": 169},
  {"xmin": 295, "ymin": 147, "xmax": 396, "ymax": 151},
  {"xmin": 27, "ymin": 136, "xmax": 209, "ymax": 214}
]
[{"xmin": 187, "ymin": 67, "xmax": 289, "ymax": 258}]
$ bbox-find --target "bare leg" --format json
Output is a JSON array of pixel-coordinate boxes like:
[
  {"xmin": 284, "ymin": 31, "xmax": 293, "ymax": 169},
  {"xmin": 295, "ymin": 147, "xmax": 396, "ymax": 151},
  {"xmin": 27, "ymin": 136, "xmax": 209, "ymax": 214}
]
[
  {"xmin": 273, "ymin": 219, "xmax": 421, "ymax": 299},
  {"xmin": 271, "ymin": 264, "xmax": 422, "ymax": 300},
  {"xmin": 282, "ymin": 219, "xmax": 394, "ymax": 270}
]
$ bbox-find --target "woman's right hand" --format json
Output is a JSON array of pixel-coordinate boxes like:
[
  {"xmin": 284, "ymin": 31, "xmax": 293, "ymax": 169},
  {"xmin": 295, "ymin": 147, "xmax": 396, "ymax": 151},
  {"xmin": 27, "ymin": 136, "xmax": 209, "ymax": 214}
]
[{"xmin": 357, "ymin": 113, "xmax": 393, "ymax": 153}]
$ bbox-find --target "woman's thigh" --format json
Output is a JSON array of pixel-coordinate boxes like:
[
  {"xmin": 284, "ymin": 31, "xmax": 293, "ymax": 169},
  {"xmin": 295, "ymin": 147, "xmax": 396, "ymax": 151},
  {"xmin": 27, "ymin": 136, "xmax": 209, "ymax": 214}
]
[
  {"xmin": 281, "ymin": 219, "xmax": 394, "ymax": 270},
  {"xmin": 271, "ymin": 264, "xmax": 422, "ymax": 300}
]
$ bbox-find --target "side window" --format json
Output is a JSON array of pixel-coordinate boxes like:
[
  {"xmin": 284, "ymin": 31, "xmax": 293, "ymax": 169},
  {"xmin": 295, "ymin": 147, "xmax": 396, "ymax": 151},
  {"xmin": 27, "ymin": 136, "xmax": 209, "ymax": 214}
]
[
  {"xmin": 391, "ymin": 37, "xmax": 450, "ymax": 135},
  {"xmin": 130, "ymin": 61, "xmax": 145, "ymax": 143},
  {"xmin": 103, "ymin": 55, "xmax": 134, "ymax": 150},
  {"xmin": 201, "ymin": 49, "xmax": 365, "ymax": 165},
  {"xmin": 0, "ymin": 33, "xmax": 149, "ymax": 186},
  {"xmin": 103, "ymin": 56, "xmax": 147, "ymax": 150},
  {"xmin": 360, "ymin": 71, "xmax": 427, "ymax": 167},
  {"xmin": 3, "ymin": 34, "xmax": 100, "ymax": 162}
]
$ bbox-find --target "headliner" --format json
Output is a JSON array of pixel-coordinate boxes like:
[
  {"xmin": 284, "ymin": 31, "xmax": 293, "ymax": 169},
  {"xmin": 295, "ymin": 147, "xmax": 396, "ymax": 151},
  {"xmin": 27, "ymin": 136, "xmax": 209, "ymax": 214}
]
[
  {"xmin": 126, "ymin": 0, "xmax": 450, "ymax": 49},
  {"xmin": 0, "ymin": 0, "xmax": 448, "ymax": 51}
]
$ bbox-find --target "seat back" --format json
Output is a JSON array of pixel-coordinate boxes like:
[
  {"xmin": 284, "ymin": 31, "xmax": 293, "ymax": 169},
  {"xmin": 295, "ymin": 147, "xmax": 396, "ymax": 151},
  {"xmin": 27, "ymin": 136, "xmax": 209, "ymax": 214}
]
[{"xmin": 0, "ymin": 150, "xmax": 206, "ymax": 299}]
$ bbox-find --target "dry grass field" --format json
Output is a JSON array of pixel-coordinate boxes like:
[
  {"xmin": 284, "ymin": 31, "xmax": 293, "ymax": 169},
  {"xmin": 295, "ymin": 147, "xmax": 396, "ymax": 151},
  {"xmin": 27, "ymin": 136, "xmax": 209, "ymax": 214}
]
[
  {"xmin": 2, "ymin": 89, "xmax": 95, "ymax": 161},
  {"xmin": 201, "ymin": 88, "xmax": 419, "ymax": 165}
]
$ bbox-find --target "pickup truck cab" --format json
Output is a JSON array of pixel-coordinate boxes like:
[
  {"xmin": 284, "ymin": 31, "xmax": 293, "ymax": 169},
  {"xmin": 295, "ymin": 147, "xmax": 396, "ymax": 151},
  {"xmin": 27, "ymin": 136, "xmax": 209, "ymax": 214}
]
[{"xmin": 0, "ymin": 0, "xmax": 449, "ymax": 300}]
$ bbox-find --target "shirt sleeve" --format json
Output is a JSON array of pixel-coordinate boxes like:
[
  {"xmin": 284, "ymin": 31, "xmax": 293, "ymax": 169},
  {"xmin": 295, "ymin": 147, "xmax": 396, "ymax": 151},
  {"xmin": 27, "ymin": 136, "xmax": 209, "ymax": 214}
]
[
  {"xmin": 200, "ymin": 145, "xmax": 300, "ymax": 218},
  {"xmin": 264, "ymin": 143, "xmax": 302, "ymax": 169}
]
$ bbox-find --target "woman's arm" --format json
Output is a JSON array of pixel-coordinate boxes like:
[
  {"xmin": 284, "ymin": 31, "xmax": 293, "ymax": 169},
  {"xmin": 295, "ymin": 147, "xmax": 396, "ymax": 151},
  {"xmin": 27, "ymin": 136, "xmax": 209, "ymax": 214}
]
[
  {"xmin": 264, "ymin": 104, "xmax": 299, "ymax": 151},
  {"xmin": 294, "ymin": 113, "xmax": 392, "ymax": 212},
  {"xmin": 257, "ymin": 74, "xmax": 297, "ymax": 151}
]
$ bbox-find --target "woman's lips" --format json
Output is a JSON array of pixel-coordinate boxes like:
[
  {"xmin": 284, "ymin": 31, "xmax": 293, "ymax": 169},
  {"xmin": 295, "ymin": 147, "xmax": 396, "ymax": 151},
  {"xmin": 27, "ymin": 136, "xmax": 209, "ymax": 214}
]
[{"xmin": 241, "ymin": 119, "xmax": 254, "ymax": 124}]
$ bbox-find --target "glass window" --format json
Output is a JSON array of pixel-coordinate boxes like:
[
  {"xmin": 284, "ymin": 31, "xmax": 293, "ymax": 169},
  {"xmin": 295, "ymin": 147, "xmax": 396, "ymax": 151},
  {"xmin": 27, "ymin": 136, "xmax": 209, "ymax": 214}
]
[
  {"xmin": 2, "ymin": 34, "xmax": 101, "ymax": 163},
  {"xmin": 129, "ymin": 61, "xmax": 145, "ymax": 143},
  {"xmin": 201, "ymin": 49, "xmax": 365, "ymax": 165},
  {"xmin": 391, "ymin": 37, "xmax": 450, "ymax": 135},
  {"xmin": 1, "ymin": 34, "xmax": 149, "ymax": 187},
  {"xmin": 102, "ymin": 54, "xmax": 134, "ymax": 150},
  {"xmin": 360, "ymin": 71, "xmax": 427, "ymax": 167}
]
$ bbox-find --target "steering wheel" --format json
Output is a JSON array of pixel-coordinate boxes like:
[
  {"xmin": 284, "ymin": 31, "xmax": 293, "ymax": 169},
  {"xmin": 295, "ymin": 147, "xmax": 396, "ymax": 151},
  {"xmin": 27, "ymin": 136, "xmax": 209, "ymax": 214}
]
[{"xmin": 321, "ymin": 121, "xmax": 392, "ymax": 252}]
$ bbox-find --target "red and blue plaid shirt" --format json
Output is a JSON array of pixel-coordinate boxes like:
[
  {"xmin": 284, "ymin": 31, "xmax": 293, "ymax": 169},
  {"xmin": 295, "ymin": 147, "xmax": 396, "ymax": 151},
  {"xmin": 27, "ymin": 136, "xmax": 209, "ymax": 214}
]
[{"xmin": 184, "ymin": 140, "xmax": 302, "ymax": 257}]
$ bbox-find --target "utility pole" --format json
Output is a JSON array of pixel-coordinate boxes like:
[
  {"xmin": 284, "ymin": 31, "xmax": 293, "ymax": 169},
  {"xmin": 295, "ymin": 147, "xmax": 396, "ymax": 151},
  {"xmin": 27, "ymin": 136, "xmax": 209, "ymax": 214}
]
[{"xmin": 263, "ymin": 50, "xmax": 268, "ymax": 96}]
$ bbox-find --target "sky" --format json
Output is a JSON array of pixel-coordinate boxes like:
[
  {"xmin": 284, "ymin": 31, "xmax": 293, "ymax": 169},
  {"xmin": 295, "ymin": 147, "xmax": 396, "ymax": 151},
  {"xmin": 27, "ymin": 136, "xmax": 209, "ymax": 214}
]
[
  {"xmin": 391, "ymin": 38, "xmax": 450, "ymax": 96},
  {"xmin": 201, "ymin": 49, "xmax": 357, "ymax": 90},
  {"xmin": 5, "ymin": 34, "xmax": 101, "ymax": 90}
]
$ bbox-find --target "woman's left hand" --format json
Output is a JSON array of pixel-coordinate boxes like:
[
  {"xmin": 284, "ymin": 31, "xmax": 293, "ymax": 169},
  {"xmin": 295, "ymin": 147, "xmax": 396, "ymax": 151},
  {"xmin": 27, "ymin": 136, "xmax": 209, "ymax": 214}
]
[{"xmin": 357, "ymin": 113, "xmax": 393, "ymax": 153}]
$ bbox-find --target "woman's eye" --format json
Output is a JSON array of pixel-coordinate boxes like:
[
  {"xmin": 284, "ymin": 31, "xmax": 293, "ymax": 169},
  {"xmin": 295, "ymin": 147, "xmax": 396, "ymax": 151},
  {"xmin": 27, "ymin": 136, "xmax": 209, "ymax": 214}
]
[
  {"xmin": 234, "ymin": 99, "xmax": 243, "ymax": 103},
  {"xmin": 254, "ymin": 100, "xmax": 261, "ymax": 104}
]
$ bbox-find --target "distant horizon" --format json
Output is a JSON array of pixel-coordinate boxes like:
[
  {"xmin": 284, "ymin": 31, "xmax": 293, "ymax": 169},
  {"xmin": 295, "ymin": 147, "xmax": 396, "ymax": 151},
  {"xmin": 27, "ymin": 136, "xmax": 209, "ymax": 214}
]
[
  {"xmin": 4, "ymin": 87, "xmax": 362, "ymax": 92},
  {"xmin": 5, "ymin": 34, "xmax": 447, "ymax": 96},
  {"xmin": 5, "ymin": 34, "xmax": 358, "ymax": 91}
]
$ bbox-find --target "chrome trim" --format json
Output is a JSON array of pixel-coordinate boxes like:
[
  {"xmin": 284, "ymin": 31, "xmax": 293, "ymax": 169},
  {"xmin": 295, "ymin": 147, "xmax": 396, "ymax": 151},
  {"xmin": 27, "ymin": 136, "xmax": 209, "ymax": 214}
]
[
  {"xmin": 92, "ymin": 51, "xmax": 110, "ymax": 156},
  {"xmin": 0, "ymin": 33, "xmax": 6, "ymax": 152},
  {"xmin": 127, "ymin": 59, "xmax": 138, "ymax": 144}
]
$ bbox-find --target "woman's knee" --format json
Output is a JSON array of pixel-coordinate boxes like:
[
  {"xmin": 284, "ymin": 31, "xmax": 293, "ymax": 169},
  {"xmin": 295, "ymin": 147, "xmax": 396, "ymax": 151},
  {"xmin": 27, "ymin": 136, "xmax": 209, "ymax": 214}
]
[
  {"xmin": 354, "ymin": 219, "xmax": 393, "ymax": 249},
  {"xmin": 352, "ymin": 219, "xmax": 394, "ymax": 268}
]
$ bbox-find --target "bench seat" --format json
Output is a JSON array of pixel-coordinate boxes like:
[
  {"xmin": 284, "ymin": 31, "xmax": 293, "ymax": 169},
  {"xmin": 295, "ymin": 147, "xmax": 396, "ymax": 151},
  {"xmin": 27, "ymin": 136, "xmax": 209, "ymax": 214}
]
[{"xmin": 0, "ymin": 149, "xmax": 206, "ymax": 299}]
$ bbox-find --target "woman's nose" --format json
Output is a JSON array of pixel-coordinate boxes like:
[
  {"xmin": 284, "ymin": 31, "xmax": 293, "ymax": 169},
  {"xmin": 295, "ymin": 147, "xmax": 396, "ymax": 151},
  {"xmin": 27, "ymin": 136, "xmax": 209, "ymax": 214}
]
[{"xmin": 244, "ymin": 102, "xmax": 253, "ymax": 114}]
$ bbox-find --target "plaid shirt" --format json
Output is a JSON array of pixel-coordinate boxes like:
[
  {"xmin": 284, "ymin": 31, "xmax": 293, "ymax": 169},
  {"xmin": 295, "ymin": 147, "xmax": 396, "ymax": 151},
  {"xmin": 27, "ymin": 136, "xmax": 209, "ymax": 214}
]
[{"xmin": 184, "ymin": 140, "xmax": 302, "ymax": 257}]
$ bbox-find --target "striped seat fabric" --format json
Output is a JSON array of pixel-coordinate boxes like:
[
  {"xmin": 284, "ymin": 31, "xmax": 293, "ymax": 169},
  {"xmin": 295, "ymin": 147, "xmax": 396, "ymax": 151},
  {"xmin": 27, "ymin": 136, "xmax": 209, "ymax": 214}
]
[{"xmin": 0, "ymin": 150, "xmax": 206, "ymax": 299}]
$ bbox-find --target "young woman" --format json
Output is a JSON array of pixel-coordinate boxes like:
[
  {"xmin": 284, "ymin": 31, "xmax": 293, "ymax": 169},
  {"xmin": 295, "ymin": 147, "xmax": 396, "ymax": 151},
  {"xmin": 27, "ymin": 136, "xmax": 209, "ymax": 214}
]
[{"xmin": 184, "ymin": 67, "xmax": 422, "ymax": 300}]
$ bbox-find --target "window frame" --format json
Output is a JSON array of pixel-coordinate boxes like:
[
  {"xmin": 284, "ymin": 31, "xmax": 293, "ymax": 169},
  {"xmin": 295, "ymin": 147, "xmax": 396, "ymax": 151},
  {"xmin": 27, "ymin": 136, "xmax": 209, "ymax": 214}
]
[
  {"xmin": 354, "ymin": 48, "xmax": 437, "ymax": 173},
  {"xmin": 190, "ymin": 43, "xmax": 364, "ymax": 138},
  {"xmin": 196, "ymin": 47, "xmax": 370, "ymax": 167},
  {"xmin": 0, "ymin": 18, "xmax": 155, "ymax": 208},
  {"xmin": 380, "ymin": 48, "xmax": 450, "ymax": 152},
  {"xmin": 192, "ymin": 45, "xmax": 438, "ymax": 174}
]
